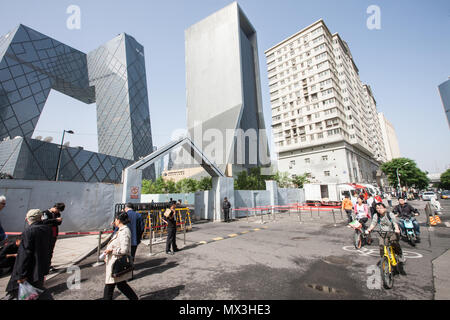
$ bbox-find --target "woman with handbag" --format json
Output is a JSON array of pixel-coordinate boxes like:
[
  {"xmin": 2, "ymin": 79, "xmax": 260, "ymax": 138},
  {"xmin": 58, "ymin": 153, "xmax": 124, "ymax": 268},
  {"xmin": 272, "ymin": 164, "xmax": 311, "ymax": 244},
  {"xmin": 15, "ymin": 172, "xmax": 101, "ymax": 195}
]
[{"xmin": 103, "ymin": 212, "xmax": 138, "ymax": 300}]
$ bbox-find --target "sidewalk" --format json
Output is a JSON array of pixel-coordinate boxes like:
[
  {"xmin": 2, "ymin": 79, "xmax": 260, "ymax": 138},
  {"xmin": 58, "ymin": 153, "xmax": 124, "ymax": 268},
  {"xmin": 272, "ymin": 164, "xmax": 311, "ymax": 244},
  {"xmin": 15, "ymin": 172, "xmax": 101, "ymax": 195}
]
[{"xmin": 433, "ymin": 250, "xmax": 450, "ymax": 299}]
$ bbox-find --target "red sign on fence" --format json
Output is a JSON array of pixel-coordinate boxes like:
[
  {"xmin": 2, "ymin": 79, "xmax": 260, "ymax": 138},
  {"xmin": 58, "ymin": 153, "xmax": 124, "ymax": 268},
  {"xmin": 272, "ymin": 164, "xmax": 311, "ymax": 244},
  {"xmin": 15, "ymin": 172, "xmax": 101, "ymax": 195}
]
[{"xmin": 130, "ymin": 186, "xmax": 139, "ymax": 199}]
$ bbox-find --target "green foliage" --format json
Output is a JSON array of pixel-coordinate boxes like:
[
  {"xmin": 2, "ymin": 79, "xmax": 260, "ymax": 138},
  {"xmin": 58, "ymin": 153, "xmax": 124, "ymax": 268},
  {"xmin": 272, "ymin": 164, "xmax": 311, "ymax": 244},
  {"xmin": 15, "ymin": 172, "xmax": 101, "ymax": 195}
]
[
  {"xmin": 440, "ymin": 169, "xmax": 450, "ymax": 190},
  {"xmin": 233, "ymin": 167, "xmax": 309, "ymax": 190},
  {"xmin": 380, "ymin": 158, "xmax": 430, "ymax": 189},
  {"xmin": 272, "ymin": 171, "xmax": 292, "ymax": 188},
  {"xmin": 141, "ymin": 176, "xmax": 213, "ymax": 194},
  {"xmin": 197, "ymin": 177, "xmax": 213, "ymax": 191},
  {"xmin": 291, "ymin": 173, "xmax": 310, "ymax": 188}
]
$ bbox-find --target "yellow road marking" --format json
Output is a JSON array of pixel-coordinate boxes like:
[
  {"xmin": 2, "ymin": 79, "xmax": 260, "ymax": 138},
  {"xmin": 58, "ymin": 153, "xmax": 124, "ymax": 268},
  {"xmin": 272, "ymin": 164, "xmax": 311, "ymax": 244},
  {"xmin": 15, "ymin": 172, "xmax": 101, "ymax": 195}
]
[
  {"xmin": 213, "ymin": 237, "xmax": 224, "ymax": 241},
  {"xmin": 198, "ymin": 241, "xmax": 207, "ymax": 244},
  {"xmin": 241, "ymin": 231, "xmax": 249, "ymax": 234},
  {"xmin": 253, "ymin": 228, "xmax": 261, "ymax": 231},
  {"xmin": 228, "ymin": 234, "xmax": 238, "ymax": 237}
]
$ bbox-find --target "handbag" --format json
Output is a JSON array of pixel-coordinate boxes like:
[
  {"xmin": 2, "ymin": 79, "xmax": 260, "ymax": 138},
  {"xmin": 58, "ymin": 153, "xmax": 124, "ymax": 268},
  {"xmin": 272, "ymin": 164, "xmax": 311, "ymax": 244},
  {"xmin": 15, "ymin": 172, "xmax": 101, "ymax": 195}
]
[{"xmin": 112, "ymin": 255, "xmax": 133, "ymax": 278}]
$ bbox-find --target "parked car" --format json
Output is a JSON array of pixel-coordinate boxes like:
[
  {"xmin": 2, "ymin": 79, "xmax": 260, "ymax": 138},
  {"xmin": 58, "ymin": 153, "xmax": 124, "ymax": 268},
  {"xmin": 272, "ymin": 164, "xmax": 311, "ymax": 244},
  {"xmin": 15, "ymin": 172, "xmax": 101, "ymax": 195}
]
[
  {"xmin": 422, "ymin": 191, "xmax": 437, "ymax": 201},
  {"xmin": 441, "ymin": 190, "xmax": 450, "ymax": 200}
]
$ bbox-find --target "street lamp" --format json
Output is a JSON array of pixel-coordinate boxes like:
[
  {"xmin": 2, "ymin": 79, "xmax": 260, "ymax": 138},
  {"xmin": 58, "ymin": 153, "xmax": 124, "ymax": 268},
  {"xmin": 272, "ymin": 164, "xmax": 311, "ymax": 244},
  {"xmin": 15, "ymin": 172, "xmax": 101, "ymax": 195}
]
[
  {"xmin": 55, "ymin": 130, "xmax": 74, "ymax": 181},
  {"xmin": 396, "ymin": 162, "xmax": 409, "ymax": 195}
]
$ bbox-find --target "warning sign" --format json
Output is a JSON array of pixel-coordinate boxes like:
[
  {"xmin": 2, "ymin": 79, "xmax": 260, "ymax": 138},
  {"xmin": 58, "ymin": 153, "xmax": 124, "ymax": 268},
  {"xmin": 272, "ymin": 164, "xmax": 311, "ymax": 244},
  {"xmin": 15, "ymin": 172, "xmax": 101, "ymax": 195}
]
[{"xmin": 130, "ymin": 186, "xmax": 139, "ymax": 199}]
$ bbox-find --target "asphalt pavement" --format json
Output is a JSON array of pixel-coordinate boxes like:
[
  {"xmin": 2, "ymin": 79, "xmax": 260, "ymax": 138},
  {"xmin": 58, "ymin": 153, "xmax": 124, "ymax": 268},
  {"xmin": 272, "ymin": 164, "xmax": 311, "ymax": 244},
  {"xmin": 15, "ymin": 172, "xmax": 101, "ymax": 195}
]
[{"xmin": 22, "ymin": 198, "xmax": 449, "ymax": 300}]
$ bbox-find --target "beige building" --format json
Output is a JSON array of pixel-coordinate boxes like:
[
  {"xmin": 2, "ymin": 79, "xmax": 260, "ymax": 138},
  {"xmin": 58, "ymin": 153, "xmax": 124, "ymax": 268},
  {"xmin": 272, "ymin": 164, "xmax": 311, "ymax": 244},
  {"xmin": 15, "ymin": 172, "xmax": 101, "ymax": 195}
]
[
  {"xmin": 162, "ymin": 167, "xmax": 209, "ymax": 183},
  {"xmin": 265, "ymin": 19, "xmax": 386, "ymax": 184},
  {"xmin": 378, "ymin": 112, "xmax": 401, "ymax": 161}
]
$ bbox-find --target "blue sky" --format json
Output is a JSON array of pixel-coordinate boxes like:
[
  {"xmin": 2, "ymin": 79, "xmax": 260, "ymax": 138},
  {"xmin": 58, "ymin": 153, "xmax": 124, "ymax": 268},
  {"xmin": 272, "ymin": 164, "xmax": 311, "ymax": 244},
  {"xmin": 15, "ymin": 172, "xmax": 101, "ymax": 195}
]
[{"xmin": 1, "ymin": 0, "xmax": 449, "ymax": 173}]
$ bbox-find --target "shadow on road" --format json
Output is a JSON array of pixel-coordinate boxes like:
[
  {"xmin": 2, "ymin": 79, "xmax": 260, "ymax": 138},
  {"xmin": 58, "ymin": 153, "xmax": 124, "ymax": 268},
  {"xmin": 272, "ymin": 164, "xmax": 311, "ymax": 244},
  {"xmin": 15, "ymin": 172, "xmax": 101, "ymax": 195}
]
[
  {"xmin": 131, "ymin": 260, "xmax": 178, "ymax": 281},
  {"xmin": 139, "ymin": 285, "xmax": 185, "ymax": 300}
]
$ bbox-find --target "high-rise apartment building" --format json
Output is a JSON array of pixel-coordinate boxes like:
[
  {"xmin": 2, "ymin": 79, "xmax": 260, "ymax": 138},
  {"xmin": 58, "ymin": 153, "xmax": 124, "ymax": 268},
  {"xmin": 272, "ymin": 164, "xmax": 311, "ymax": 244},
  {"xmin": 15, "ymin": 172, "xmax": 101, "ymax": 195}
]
[
  {"xmin": 378, "ymin": 112, "xmax": 401, "ymax": 161},
  {"xmin": 265, "ymin": 19, "xmax": 385, "ymax": 184}
]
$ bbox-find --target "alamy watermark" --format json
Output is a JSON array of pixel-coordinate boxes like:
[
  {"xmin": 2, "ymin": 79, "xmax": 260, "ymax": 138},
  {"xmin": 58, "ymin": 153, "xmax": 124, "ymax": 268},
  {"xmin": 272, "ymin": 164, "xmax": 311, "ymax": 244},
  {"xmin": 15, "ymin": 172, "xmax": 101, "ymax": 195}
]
[
  {"xmin": 367, "ymin": 5, "xmax": 381, "ymax": 30},
  {"xmin": 66, "ymin": 266, "xmax": 81, "ymax": 290},
  {"xmin": 170, "ymin": 122, "xmax": 273, "ymax": 170},
  {"xmin": 366, "ymin": 265, "xmax": 381, "ymax": 290},
  {"xmin": 66, "ymin": 5, "xmax": 81, "ymax": 30}
]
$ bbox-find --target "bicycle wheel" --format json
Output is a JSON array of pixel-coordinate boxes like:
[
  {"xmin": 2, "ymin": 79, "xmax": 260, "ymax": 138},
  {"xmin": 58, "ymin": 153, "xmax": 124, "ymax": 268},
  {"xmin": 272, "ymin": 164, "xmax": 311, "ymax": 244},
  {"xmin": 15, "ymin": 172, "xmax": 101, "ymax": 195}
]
[
  {"xmin": 380, "ymin": 256, "xmax": 394, "ymax": 289},
  {"xmin": 354, "ymin": 230, "xmax": 362, "ymax": 249}
]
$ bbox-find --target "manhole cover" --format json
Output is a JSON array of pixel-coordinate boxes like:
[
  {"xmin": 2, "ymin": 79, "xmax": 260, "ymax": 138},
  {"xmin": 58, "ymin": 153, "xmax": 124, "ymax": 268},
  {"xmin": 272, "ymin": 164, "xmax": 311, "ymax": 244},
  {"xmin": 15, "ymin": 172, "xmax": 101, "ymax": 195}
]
[
  {"xmin": 291, "ymin": 237, "xmax": 308, "ymax": 240},
  {"xmin": 306, "ymin": 284, "xmax": 343, "ymax": 294},
  {"xmin": 322, "ymin": 256, "xmax": 352, "ymax": 266}
]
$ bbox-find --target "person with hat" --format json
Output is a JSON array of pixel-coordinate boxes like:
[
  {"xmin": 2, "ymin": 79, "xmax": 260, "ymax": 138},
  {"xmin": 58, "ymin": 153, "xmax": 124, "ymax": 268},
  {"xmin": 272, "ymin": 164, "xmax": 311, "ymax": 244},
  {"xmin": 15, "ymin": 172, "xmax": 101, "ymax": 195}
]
[
  {"xmin": 162, "ymin": 203, "xmax": 179, "ymax": 255},
  {"xmin": 3, "ymin": 209, "xmax": 53, "ymax": 300}
]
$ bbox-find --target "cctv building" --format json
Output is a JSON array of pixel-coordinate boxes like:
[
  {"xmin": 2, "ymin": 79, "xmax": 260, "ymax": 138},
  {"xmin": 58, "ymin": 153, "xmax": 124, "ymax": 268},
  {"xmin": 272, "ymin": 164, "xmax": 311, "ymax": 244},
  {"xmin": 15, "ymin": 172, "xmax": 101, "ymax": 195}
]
[{"xmin": 0, "ymin": 25, "xmax": 154, "ymax": 182}]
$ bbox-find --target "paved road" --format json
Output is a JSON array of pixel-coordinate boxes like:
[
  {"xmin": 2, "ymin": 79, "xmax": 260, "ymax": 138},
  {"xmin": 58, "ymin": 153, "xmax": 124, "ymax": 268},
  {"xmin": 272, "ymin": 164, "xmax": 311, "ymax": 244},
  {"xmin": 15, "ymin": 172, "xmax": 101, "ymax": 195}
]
[{"xmin": 22, "ymin": 199, "xmax": 450, "ymax": 300}]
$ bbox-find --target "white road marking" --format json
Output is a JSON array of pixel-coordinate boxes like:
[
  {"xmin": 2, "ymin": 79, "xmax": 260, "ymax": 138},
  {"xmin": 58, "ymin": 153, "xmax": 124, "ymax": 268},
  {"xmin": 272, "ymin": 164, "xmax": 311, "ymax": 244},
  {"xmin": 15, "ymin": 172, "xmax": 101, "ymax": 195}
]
[{"xmin": 342, "ymin": 246, "xmax": 423, "ymax": 259}]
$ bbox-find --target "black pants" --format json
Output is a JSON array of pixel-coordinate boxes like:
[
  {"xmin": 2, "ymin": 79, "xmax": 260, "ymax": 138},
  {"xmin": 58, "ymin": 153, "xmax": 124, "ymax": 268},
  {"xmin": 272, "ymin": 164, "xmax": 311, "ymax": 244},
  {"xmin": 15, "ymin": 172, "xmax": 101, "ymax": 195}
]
[
  {"xmin": 358, "ymin": 217, "xmax": 369, "ymax": 230},
  {"xmin": 103, "ymin": 281, "xmax": 138, "ymax": 300},
  {"xmin": 224, "ymin": 210, "xmax": 230, "ymax": 222},
  {"xmin": 345, "ymin": 209, "xmax": 353, "ymax": 223},
  {"xmin": 130, "ymin": 246, "xmax": 137, "ymax": 260},
  {"xmin": 49, "ymin": 236, "xmax": 57, "ymax": 266},
  {"xmin": 166, "ymin": 228, "xmax": 177, "ymax": 253}
]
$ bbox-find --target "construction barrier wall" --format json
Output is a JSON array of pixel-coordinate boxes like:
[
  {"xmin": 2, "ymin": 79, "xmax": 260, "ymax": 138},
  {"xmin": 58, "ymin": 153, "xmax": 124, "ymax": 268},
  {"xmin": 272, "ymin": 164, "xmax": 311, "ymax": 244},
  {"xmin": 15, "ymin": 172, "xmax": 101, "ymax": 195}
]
[
  {"xmin": 278, "ymin": 188, "xmax": 305, "ymax": 206},
  {"xmin": 141, "ymin": 193, "xmax": 195, "ymax": 205},
  {"xmin": 0, "ymin": 179, "xmax": 123, "ymax": 232}
]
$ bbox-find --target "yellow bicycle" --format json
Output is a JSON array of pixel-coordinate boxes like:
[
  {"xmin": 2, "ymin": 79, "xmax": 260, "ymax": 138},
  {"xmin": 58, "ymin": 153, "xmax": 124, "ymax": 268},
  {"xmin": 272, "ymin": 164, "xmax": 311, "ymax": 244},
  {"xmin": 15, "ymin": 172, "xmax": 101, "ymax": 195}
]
[{"xmin": 377, "ymin": 231, "xmax": 400, "ymax": 289}]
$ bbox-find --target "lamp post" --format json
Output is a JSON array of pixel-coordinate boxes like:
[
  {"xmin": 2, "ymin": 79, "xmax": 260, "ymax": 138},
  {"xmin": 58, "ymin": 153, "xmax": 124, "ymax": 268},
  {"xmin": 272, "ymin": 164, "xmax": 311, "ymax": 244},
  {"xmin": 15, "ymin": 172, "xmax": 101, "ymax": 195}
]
[
  {"xmin": 396, "ymin": 162, "xmax": 409, "ymax": 196},
  {"xmin": 55, "ymin": 130, "xmax": 74, "ymax": 181}
]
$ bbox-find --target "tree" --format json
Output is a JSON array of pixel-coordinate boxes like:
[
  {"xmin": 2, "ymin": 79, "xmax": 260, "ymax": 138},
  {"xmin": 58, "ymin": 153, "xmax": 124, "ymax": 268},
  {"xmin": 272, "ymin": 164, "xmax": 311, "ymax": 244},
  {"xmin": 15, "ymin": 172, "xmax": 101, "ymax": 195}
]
[
  {"xmin": 380, "ymin": 158, "xmax": 430, "ymax": 190},
  {"xmin": 273, "ymin": 171, "xmax": 292, "ymax": 188},
  {"xmin": 291, "ymin": 173, "xmax": 310, "ymax": 188},
  {"xmin": 440, "ymin": 169, "xmax": 450, "ymax": 190},
  {"xmin": 197, "ymin": 177, "xmax": 212, "ymax": 191},
  {"xmin": 234, "ymin": 167, "xmax": 268, "ymax": 190},
  {"xmin": 175, "ymin": 178, "xmax": 199, "ymax": 193}
]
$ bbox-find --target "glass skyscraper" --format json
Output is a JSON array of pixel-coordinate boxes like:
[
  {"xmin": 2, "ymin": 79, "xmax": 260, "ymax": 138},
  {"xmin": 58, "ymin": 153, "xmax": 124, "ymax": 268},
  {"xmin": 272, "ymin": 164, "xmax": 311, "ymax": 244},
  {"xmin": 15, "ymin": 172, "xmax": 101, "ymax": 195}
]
[{"xmin": 0, "ymin": 25, "xmax": 154, "ymax": 182}]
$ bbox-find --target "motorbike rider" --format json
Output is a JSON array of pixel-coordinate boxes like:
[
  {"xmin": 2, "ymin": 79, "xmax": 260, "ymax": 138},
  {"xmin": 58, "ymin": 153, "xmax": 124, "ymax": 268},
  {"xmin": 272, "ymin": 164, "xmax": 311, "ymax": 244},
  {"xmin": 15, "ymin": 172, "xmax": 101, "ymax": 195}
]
[
  {"xmin": 392, "ymin": 198, "xmax": 420, "ymax": 242},
  {"xmin": 366, "ymin": 203, "xmax": 405, "ymax": 265}
]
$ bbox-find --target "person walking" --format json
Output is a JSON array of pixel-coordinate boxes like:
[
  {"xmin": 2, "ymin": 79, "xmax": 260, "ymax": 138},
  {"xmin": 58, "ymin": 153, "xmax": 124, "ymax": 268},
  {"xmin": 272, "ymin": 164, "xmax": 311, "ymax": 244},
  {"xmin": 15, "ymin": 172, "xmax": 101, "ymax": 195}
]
[
  {"xmin": 4, "ymin": 209, "xmax": 53, "ymax": 300},
  {"xmin": 0, "ymin": 196, "xmax": 7, "ymax": 243},
  {"xmin": 103, "ymin": 212, "xmax": 138, "ymax": 300},
  {"xmin": 42, "ymin": 203, "xmax": 65, "ymax": 271},
  {"xmin": 162, "ymin": 203, "xmax": 179, "ymax": 255},
  {"xmin": 222, "ymin": 197, "xmax": 231, "ymax": 223},
  {"xmin": 123, "ymin": 203, "xmax": 145, "ymax": 261},
  {"xmin": 341, "ymin": 195, "xmax": 353, "ymax": 223}
]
